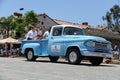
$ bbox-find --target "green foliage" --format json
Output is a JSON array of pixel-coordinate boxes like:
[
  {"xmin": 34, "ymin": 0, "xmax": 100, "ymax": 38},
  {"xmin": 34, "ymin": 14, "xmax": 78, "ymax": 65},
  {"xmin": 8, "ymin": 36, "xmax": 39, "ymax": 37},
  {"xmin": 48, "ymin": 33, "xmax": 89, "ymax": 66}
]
[
  {"xmin": 103, "ymin": 4, "xmax": 120, "ymax": 32},
  {"xmin": 24, "ymin": 10, "xmax": 39, "ymax": 25},
  {"xmin": 0, "ymin": 17, "xmax": 7, "ymax": 30},
  {"xmin": 112, "ymin": 60, "xmax": 120, "ymax": 64},
  {"xmin": 0, "ymin": 10, "xmax": 39, "ymax": 38}
]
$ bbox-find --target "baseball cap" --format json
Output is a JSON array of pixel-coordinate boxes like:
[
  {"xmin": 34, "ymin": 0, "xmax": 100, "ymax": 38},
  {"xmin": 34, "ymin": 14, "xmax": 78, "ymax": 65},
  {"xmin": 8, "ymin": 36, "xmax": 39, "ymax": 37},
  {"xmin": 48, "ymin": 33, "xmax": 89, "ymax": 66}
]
[{"xmin": 31, "ymin": 26, "xmax": 35, "ymax": 29}]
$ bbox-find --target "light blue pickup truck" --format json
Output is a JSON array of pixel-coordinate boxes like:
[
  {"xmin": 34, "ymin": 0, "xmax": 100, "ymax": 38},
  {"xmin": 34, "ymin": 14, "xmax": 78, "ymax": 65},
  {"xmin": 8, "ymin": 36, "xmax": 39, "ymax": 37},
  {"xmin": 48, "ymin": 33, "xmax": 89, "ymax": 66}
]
[{"xmin": 21, "ymin": 25, "xmax": 113, "ymax": 65}]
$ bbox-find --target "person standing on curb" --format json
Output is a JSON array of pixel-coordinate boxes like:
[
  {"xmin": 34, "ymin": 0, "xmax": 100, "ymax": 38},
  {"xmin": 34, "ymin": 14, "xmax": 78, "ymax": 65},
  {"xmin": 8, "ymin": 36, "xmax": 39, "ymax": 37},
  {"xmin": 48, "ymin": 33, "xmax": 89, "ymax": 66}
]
[{"xmin": 113, "ymin": 44, "xmax": 119, "ymax": 59}]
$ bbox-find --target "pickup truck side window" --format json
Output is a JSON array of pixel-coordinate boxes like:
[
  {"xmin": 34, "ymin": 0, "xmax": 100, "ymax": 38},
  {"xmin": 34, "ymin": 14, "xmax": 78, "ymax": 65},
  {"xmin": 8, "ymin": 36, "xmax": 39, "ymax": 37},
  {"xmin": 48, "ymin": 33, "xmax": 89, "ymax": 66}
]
[
  {"xmin": 53, "ymin": 27, "xmax": 62, "ymax": 36},
  {"xmin": 64, "ymin": 27, "xmax": 84, "ymax": 35}
]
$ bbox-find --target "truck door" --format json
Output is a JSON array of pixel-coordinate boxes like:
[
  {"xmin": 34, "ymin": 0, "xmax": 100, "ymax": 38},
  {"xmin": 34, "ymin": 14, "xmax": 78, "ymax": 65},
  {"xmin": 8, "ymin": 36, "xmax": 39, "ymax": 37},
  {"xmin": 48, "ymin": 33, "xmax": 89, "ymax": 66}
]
[{"xmin": 48, "ymin": 27, "xmax": 65, "ymax": 56}]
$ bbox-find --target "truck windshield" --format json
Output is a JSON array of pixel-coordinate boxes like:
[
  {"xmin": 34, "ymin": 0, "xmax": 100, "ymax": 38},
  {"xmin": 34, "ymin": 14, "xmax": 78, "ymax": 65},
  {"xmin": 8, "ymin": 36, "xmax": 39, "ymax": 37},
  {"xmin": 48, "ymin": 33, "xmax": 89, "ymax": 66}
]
[{"xmin": 64, "ymin": 27, "xmax": 84, "ymax": 35}]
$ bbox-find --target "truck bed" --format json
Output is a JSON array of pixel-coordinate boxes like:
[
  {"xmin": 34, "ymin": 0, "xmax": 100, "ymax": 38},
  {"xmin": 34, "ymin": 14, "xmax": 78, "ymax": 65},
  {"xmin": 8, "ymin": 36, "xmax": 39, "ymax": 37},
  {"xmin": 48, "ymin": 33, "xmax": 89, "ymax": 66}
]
[{"xmin": 21, "ymin": 39, "xmax": 49, "ymax": 56}]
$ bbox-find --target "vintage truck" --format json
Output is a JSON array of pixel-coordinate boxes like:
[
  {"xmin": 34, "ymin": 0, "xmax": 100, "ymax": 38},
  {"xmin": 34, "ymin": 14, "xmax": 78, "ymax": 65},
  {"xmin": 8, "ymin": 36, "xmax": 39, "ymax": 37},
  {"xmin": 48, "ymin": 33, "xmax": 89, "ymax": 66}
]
[{"xmin": 21, "ymin": 25, "xmax": 113, "ymax": 65}]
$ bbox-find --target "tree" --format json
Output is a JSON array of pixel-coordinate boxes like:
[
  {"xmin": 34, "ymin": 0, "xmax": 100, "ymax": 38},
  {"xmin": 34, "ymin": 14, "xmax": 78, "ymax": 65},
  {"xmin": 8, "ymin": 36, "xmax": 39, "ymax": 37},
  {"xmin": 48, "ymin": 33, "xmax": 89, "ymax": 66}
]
[
  {"xmin": 0, "ymin": 17, "xmax": 7, "ymax": 30},
  {"xmin": 103, "ymin": 4, "xmax": 120, "ymax": 32},
  {"xmin": 0, "ymin": 10, "xmax": 39, "ymax": 38},
  {"xmin": 0, "ymin": 16, "xmax": 15, "ymax": 37},
  {"xmin": 24, "ymin": 10, "xmax": 39, "ymax": 26},
  {"xmin": 15, "ymin": 10, "xmax": 39, "ymax": 38}
]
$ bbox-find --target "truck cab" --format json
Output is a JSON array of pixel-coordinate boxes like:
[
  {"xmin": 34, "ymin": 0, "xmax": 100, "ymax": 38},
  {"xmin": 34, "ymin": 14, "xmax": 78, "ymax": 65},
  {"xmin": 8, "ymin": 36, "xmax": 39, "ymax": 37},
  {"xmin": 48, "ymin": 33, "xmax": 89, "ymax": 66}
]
[{"xmin": 21, "ymin": 25, "xmax": 113, "ymax": 65}]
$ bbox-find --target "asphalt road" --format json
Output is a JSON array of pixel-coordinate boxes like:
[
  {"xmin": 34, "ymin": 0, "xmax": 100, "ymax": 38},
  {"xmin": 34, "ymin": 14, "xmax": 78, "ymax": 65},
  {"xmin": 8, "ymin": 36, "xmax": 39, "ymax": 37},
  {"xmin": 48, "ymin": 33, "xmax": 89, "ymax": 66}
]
[{"xmin": 0, "ymin": 57, "xmax": 120, "ymax": 80}]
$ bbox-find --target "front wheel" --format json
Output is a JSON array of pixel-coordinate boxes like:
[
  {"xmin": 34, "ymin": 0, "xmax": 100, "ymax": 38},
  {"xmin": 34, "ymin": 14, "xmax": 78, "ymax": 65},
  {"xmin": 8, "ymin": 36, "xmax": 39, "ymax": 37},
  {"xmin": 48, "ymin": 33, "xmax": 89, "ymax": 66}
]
[
  {"xmin": 67, "ymin": 49, "xmax": 82, "ymax": 64},
  {"xmin": 89, "ymin": 57, "xmax": 103, "ymax": 66},
  {"xmin": 26, "ymin": 49, "xmax": 37, "ymax": 61}
]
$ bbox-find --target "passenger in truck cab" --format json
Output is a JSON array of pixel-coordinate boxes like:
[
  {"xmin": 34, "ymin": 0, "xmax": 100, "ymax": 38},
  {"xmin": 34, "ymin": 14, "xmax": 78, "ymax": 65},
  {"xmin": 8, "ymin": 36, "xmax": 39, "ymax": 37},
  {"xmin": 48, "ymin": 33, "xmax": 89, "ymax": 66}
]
[{"xmin": 53, "ymin": 28, "xmax": 62, "ymax": 36}]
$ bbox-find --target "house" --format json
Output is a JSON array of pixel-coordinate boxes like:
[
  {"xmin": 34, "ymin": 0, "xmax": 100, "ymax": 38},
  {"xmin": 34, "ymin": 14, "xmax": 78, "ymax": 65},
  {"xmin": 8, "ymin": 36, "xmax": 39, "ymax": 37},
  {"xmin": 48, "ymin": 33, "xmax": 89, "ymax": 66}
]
[
  {"xmin": 37, "ymin": 13, "xmax": 58, "ymax": 29},
  {"xmin": 37, "ymin": 13, "xmax": 120, "ymax": 47}
]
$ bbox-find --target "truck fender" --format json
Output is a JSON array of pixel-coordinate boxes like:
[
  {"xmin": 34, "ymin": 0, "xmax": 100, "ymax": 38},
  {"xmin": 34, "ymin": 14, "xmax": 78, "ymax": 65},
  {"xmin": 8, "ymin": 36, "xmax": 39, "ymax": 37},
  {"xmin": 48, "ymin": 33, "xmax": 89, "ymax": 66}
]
[
  {"xmin": 22, "ymin": 43, "xmax": 41, "ymax": 56},
  {"xmin": 65, "ymin": 44, "xmax": 81, "ymax": 56}
]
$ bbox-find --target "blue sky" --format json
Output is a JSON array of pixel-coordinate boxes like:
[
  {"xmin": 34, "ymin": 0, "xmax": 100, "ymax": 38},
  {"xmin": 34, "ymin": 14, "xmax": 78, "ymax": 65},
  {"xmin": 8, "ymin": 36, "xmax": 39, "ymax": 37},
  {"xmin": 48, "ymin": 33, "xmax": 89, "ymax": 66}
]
[{"xmin": 0, "ymin": 0, "xmax": 119, "ymax": 26}]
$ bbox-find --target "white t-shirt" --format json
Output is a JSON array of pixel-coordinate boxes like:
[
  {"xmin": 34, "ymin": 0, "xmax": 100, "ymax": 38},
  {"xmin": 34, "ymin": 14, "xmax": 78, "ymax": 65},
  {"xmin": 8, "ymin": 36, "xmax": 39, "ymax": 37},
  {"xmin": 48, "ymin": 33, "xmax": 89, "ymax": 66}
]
[
  {"xmin": 26, "ymin": 30, "xmax": 37, "ymax": 39},
  {"xmin": 43, "ymin": 31, "xmax": 49, "ymax": 39}
]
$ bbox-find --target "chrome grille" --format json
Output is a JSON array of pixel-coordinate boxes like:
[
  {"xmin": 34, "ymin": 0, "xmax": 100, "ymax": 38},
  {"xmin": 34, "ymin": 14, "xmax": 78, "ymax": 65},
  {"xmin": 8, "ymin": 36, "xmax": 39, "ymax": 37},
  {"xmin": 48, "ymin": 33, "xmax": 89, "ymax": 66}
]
[{"xmin": 95, "ymin": 42, "xmax": 107, "ymax": 48}]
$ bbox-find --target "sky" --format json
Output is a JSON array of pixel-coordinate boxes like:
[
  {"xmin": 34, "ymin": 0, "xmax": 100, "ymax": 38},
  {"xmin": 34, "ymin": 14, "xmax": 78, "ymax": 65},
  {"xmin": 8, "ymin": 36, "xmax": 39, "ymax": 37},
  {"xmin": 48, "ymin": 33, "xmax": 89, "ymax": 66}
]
[{"xmin": 0, "ymin": 0, "xmax": 119, "ymax": 26}]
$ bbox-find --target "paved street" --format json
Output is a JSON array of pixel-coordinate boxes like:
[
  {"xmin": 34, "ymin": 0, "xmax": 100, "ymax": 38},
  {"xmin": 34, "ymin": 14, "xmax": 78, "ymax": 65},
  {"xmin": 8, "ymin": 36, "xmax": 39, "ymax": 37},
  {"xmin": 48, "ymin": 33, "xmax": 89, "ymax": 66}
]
[{"xmin": 0, "ymin": 57, "xmax": 120, "ymax": 80}]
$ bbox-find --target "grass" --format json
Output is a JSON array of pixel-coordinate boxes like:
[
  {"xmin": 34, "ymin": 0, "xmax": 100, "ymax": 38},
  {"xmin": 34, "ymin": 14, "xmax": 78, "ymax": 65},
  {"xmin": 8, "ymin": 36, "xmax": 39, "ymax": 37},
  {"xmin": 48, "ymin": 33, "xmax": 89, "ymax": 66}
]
[{"xmin": 111, "ymin": 60, "xmax": 120, "ymax": 64}]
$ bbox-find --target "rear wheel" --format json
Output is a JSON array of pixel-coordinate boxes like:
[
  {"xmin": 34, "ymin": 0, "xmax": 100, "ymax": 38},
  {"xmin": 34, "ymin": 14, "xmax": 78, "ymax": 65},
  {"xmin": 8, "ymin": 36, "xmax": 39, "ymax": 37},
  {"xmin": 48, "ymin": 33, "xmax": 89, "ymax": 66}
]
[
  {"xmin": 67, "ymin": 49, "xmax": 82, "ymax": 64},
  {"xmin": 49, "ymin": 56, "xmax": 59, "ymax": 62},
  {"xmin": 89, "ymin": 57, "xmax": 103, "ymax": 66},
  {"xmin": 26, "ymin": 49, "xmax": 37, "ymax": 61}
]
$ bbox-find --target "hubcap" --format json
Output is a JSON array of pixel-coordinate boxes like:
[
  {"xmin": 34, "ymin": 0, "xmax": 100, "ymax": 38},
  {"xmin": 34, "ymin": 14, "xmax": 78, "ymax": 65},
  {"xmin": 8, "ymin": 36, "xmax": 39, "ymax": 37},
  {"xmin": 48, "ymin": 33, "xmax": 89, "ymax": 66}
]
[
  {"xmin": 27, "ymin": 51, "xmax": 33, "ymax": 60},
  {"xmin": 69, "ymin": 51, "xmax": 77, "ymax": 62}
]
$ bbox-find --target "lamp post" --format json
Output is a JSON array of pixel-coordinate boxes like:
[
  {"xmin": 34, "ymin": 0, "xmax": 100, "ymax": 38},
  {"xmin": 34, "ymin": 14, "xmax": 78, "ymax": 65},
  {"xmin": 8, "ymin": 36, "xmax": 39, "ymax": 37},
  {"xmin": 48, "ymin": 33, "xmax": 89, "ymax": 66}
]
[
  {"xmin": 14, "ymin": 8, "xmax": 24, "ymax": 18},
  {"xmin": 13, "ymin": 12, "xmax": 22, "ymax": 18},
  {"xmin": 13, "ymin": 8, "xmax": 24, "ymax": 38}
]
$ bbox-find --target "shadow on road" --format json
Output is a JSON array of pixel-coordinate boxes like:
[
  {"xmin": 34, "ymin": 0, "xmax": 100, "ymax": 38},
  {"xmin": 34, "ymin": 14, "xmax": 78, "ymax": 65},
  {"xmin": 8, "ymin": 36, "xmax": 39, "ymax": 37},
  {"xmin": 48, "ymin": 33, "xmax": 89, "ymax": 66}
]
[{"xmin": 23, "ymin": 59, "xmax": 116, "ymax": 67}]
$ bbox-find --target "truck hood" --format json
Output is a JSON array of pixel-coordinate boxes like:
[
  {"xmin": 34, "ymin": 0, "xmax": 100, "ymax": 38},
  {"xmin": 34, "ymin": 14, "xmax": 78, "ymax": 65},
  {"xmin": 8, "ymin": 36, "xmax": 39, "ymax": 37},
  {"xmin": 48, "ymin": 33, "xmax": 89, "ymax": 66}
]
[
  {"xmin": 64, "ymin": 35, "xmax": 110, "ymax": 43},
  {"xmin": 79, "ymin": 35, "xmax": 106, "ymax": 41}
]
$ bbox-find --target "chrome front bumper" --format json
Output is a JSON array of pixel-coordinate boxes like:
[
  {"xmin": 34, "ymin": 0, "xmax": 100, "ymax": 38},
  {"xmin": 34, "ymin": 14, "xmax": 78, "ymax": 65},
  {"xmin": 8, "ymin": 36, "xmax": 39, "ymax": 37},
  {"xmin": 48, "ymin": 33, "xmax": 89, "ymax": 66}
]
[{"xmin": 83, "ymin": 51, "xmax": 113, "ymax": 58}]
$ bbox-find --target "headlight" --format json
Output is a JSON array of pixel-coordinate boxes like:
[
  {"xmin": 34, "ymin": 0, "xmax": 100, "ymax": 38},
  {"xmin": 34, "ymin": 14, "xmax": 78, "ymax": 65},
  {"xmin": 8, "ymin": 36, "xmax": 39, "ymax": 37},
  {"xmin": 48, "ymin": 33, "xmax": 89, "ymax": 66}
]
[
  {"xmin": 107, "ymin": 44, "xmax": 112, "ymax": 49},
  {"xmin": 86, "ymin": 41, "xmax": 95, "ymax": 47}
]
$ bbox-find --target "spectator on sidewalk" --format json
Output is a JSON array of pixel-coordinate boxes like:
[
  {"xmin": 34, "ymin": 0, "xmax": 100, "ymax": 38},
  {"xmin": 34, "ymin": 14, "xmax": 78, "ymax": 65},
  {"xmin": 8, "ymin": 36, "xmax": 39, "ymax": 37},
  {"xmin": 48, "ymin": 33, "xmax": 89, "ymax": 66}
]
[{"xmin": 113, "ymin": 44, "xmax": 119, "ymax": 59}]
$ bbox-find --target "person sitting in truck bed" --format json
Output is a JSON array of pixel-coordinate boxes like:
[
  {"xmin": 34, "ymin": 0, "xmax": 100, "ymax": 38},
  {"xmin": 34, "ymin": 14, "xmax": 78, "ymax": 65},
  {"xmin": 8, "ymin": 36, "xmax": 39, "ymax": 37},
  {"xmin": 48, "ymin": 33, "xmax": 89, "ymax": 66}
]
[
  {"xmin": 26, "ymin": 26, "xmax": 37, "ymax": 40},
  {"xmin": 33, "ymin": 35, "xmax": 42, "ymax": 40},
  {"xmin": 33, "ymin": 27, "xmax": 44, "ymax": 40},
  {"xmin": 43, "ymin": 27, "xmax": 51, "ymax": 39}
]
